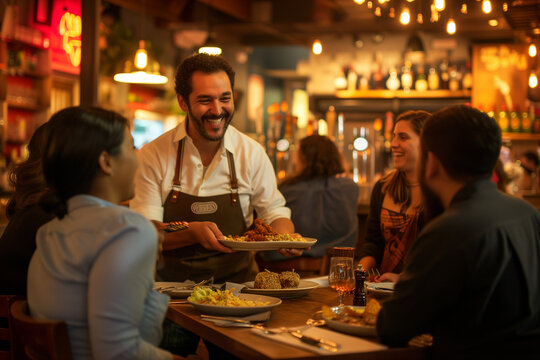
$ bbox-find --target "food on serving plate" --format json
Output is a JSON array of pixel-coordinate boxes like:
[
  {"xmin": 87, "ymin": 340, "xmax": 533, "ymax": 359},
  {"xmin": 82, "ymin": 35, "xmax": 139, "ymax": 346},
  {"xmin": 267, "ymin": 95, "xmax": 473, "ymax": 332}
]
[
  {"xmin": 279, "ymin": 270, "xmax": 300, "ymax": 288},
  {"xmin": 163, "ymin": 220, "xmax": 189, "ymax": 232},
  {"xmin": 188, "ymin": 286, "xmax": 270, "ymax": 307},
  {"xmin": 254, "ymin": 270, "xmax": 281, "ymax": 289},
  {"xmin": 321, "ymin": 298, "xmax": 381, "ymax": 327},
  {"xmin": 224, "ymin": 218, "xmax": 308, "ymax": 242}
]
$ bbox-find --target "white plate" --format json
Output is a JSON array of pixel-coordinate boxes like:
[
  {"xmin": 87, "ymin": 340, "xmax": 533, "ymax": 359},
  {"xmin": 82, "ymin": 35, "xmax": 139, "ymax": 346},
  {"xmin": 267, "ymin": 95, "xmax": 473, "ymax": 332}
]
[
  {"xmin": 365, "ymin": 282, "xmax": 395, "ymax": 296},
  {"xmin": 322, "ymin": 306, "xmax": 376, "ymax": 337},
  {"xmin": 189, "ymin": 293, "xmax": 282, "ymax": 316},
  {"xmin": 154, "ymin": 282, "xmax": 195, "ymax": 298},
  {"xmin": 241, "ymin": 280, "xmax": 319, "ymax": 299},
  {"xmin": 218, "ymin": 237, "xmax": 317, "ymax": 251}
]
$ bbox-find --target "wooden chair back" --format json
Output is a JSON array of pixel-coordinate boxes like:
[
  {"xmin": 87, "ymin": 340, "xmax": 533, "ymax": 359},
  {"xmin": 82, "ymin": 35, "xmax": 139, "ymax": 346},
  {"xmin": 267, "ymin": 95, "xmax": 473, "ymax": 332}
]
[
  {"xmin": 9, "ymin": 300, "xmax": 73, "ymax": 360},
  {"xmin": 0, "ymin": 294, "xmax": 24, "ymax": 360}
]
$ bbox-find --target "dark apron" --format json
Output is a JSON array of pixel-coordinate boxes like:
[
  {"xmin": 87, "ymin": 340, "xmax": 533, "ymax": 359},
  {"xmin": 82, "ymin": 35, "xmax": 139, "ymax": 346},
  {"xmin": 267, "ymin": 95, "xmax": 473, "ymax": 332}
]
[{"xmin": 157, "ymin": 139, "xmax": 258, "ymax": 283}]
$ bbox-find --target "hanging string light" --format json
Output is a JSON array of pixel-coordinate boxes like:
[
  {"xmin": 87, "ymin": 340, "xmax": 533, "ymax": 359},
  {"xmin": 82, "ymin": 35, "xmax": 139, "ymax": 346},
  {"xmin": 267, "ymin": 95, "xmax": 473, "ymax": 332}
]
[
  {"xmin": 400, "ymin": 8, "xmax": 411, "ymax": 25},
  {"xmin": 434, "ymin": 0, "xmax": 445, "ymax": 11},
  {"xmin": 312, "ymin": 39, "xmax": 322, "ymax": 55},
  {"xmin": 482, "ymin": 0, "xmax": 492, "ymax": 14},
  {"xmin": 446, "ymin": 18, "xmax": 456, "ymax": 34},
  {"xmin": 529, "ymin": 72, "xmax": 538, "ymax": 88},
  {"xmin": 529, "ymin": 43, "xmax": 537, "ymax": 57}
]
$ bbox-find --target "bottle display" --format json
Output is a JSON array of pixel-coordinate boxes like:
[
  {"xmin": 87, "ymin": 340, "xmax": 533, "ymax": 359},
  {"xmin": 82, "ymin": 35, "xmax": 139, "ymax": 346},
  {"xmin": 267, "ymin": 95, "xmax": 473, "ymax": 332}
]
[
  {"xmin": 498, "ymin": 105, "xmax": 509, "ymax": 133},
  {"xmin": 414, "ymin": 65, "xmax": 428, "ymax": 91},
  {"xmin": 509, "ymin": 106, "xmax": 521, "ymax": 133},
  {"xmin": 400, "ymin": 61, "xmax": 413, "ymax": 91},
  {"xmin": 428, "ymin": 65, "xmax": 440, "ymax": 90},
  {"xmin": 386, "ymin": 68, "xmax": 400, "ymax": 91},
  {"xmin": 521, "ymin": 107, "xmax": 532, "ymax": 133}
]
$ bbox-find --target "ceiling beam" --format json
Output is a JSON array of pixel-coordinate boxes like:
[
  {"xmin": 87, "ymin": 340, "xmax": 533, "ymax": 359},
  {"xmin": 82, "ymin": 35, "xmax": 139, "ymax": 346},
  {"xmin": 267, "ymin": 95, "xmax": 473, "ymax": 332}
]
[
  {"xmin": 106, "ymin": 0, "xmax": 184, "ymax": 22},
  {"xmin": 197, "ymin": 0, "xmax": 251, "ymax": 22}
]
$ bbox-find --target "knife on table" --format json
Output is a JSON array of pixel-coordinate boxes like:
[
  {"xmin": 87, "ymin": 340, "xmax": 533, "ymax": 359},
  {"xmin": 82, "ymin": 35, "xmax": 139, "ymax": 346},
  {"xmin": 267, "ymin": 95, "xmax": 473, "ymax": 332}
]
[{"xmin": 288, "ymin": 330, "xmax": 340, "ymax": 352}]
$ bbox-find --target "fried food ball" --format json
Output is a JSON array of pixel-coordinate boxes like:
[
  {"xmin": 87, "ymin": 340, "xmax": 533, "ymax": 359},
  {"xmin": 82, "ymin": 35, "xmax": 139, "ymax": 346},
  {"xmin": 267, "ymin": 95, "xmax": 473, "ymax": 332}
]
[
  {"xmin": 279, "ymin": 270, "xmax": 300, "ymax": 288},
  {"xmin": 254, "ymin": 270, "xmax": 281, "ymax": 289}
]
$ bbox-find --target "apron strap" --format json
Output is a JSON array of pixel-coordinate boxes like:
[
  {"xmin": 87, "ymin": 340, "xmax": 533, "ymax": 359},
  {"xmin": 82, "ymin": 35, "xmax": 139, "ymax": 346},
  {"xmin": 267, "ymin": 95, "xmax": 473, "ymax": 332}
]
[
  {"xmin": 170, "ymin": 139, "xmax": 185, "ymax": 204},
  {"xmin": 171, "ymin": 139, "xmax": 239, "ymax": 206},
  {"xmin": 226, "ymin": 150, "xmax": 239, "ymax": 205}
]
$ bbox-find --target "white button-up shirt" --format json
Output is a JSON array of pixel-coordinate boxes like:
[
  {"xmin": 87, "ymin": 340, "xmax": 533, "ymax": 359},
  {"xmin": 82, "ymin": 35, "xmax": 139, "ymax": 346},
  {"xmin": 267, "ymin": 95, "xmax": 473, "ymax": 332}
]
[{"xmin": 130, "ymin": 120, "xmax": 291, "ymax": 227}]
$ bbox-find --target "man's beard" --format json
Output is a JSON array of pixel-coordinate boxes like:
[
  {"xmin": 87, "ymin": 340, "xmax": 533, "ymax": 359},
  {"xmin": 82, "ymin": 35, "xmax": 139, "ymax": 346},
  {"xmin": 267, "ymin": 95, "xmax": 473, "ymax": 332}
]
[
  {"xmin": 419, "ymin": 157, "xmax": 445, "ymax": 224},
  {"xmin": 187, "ymin": 107, "xmax": 233, "ymax": 142}
]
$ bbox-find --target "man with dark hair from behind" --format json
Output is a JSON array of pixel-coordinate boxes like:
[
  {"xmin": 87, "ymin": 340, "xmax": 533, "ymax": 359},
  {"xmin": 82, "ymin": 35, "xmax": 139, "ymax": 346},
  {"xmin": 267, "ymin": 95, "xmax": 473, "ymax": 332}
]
[{"xmin": 377, "ymin": 105, "xmax": 540, "ymax": 359}]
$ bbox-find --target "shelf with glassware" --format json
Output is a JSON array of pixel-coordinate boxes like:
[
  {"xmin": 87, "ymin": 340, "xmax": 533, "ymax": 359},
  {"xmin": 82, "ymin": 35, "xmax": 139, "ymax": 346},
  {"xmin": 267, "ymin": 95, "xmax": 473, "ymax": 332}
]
[
  {"xmin": 335, "ymin": 89, "xmax": 472, "ymax": 99},
  {"xmin": 0, "ymin": 38, "xmax": 51, "ymax": 163}
]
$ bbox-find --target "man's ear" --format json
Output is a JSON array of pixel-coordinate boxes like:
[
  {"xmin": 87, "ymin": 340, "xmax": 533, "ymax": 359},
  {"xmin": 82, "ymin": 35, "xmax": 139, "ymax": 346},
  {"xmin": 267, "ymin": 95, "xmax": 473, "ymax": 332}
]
[
  {"xmin": 425, "ymin": 151, "xmax": 441, "ymax": 180},
  {"xmin": 177, "ymin": 95, "xmax": 188, "ymax": 113},
  {"xmin": 98, "ymin": 151, "xmax": 113, "ymax": 176}
]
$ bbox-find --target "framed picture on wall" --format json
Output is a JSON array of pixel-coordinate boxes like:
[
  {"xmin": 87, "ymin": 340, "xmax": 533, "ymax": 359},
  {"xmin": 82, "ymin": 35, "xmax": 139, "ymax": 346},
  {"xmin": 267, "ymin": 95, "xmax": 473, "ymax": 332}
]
[{"xmin": 34, "ymin": 0, "xmax": 53, "ymax": 26}]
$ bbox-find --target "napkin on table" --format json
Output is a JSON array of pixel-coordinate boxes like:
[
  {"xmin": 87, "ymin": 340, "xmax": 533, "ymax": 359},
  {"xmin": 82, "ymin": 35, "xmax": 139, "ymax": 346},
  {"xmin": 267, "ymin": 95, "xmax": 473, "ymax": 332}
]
[{"xmin": 252, "ymin": 326, "xmax": 386, "ymax": 355}]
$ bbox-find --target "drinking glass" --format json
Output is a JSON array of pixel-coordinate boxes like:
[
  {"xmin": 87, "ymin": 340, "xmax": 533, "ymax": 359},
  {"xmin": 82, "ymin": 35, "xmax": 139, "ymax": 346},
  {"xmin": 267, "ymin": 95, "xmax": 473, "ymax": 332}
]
[{"xmin": 328, "ymin": 257, "xmax": 355, "ymax": 306}]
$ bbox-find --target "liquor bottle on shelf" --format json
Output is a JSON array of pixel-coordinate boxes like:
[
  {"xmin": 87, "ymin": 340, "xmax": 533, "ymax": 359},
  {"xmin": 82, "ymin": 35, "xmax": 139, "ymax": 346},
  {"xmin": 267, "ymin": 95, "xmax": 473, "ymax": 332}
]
[
  {"xmin": 509, "ymin": 106, "xmax": 521, "ymax": 133},
  {"xmin": 449, "ymin": 66, "xmax": 460, "ymax": 91},
  {"xmin": 386, "ymin": 67, "xmax": 400, "ymax": 91},
  {"xmin": 371, "ymin": 59, "xmax": 385, "ymax": 90},
  {"xmin": 487, "ymin": 105, "xmax": 497, "ymax": 122},
  {"xmin": 326, "ymin": 105, "xmax": 337, "ymax": 140},
  {"xmin": 533, "ymin": 108, "xmax": 540, "ymax": 133},
  {"xmin": 400, "ymin": 61, "xmax": 413, "ymax": 91},
  {"xmin": 428, "ymin": 65, "xmax": 440, "ymax": 90},
  {"xmin": 462, "ymin": 60, "xmax": 473, "ymax": 91},
  {"xmin": 439, "ymin": 59, "xmax": 450, "ymax": 90},
  {"xmin": 498, "ymin": 104, "xmax": 509, "ymax": 133},
  {"xmin": 347, "ymin": 65, "xmax": 358, "ymax": 92},
  {"xmin": 414, "ymin": 64, "xmax": 428, "ymax": 91},
  {"xmin": 521, "ymin": 106, "xmax": 532, "ymax": 133}
]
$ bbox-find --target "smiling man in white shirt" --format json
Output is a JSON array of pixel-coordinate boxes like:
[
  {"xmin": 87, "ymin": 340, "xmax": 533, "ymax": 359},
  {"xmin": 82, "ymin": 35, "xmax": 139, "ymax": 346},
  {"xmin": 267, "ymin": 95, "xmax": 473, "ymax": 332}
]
[{"xmin": 130, "ymin": 53, "xmax": 297, "ymax": 285}]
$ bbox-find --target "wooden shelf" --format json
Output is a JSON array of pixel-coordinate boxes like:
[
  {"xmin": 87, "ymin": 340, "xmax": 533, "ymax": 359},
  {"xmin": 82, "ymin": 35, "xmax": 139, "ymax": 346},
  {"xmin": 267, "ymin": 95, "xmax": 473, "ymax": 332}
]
[
  {"xmin": 502, "ymin": 133, "xmax": 540, "ymax": 141},
  {"xmin": 336, "ymin": 89, "xmax": 472, "ymax": 99}
]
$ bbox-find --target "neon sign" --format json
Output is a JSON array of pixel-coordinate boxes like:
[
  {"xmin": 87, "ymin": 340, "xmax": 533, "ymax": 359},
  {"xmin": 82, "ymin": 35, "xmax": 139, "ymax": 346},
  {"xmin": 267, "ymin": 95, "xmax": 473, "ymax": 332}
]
[{"xmin": 59, "ymin": 12, "xmax": 81, "ymax": 67}]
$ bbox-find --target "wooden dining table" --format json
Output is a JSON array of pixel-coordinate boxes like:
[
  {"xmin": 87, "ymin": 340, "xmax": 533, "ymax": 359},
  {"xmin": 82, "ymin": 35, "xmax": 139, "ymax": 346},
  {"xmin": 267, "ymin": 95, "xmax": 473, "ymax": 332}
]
[{"xmin": 166, "ymin": 286, "xmax": 431, "ymax": 360}]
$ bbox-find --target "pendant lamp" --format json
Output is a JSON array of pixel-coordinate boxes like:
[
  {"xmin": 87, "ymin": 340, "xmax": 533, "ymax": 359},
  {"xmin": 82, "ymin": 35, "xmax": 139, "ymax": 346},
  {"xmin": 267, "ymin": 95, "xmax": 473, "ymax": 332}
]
[{"xmin": 114, "ymin": 41, "xmax": 168, "ymax": 85}]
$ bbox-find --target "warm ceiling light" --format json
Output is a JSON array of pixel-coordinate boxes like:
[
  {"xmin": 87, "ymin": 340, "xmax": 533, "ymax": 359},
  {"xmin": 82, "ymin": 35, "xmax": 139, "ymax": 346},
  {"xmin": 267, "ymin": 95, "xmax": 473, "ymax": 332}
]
[
  {"xmin": 375, "ymin": 7, "xmax": 382, "ymax": 16},
  {"xmin": 354, "ymin": 0, "xmax": 365, "ymax": 4},
  {"xmin": 482, "ymin": 0, "xmax": 492, "ymax": 14},
  {"xmin": 134, "ymin": 41, "xmax": 148, "ymax": 69},
  {"xmin": 488, "ymin": 19, "xmax": 499, "ymax": 27},
  {"xmin": 503, "ymin": 2, "xmax": 508, "ymax": 12},
  {"xmin": 434, "ymin": 0, "xmax": 445, "ymax": 11},
  {"xmin": 417, "ymin": 13, "xmax": 423, "ymax": 23},
  {"xmin": 114, "ymin": 40, "xmax": 168, "ymax": 85},
  {"xmin": 199, "ymin": 46, "xmax": 222, "ymax": 55},
  {"xmin": 312, "ymin": 39, "xmax": 322, "ymax": 55},
  {"xmin": 460, "ymin": 3, "xmax": 467, "ymax": 14},
  {"xmin": 400, "ymin": 8, "xmax": 411, "ymax": 25},
  {"xmin": 528, "ymin": 43, "xmax": 537, "ymax": 57},
  {"xmin": 529, "ymin": 72, "xmax": 538, "ymax": 88},
  {"xmin": 446, "ymin": 18, "xmax": 456, "ymax": 34},
  {"xmin": 367, "ymin": 1, "xmax": 373, "ymax": 9}
]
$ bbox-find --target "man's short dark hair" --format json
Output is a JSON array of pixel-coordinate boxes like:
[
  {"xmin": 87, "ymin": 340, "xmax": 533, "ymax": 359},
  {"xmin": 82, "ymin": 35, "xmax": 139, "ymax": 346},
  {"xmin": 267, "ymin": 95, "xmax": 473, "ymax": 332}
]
[
  {"xmin": 421, "ymin": 105, "xmax": 501, "ymax": 182},
  {"xmin": 174, "ymin": 53, "xmax": 235, "ymax": 102}
]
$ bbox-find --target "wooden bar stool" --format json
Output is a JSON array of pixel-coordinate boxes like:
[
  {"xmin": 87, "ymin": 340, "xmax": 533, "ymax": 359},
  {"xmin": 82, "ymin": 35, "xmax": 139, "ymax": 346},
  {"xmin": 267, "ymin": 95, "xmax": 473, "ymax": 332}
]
[
  {"xmin": 0, "ymin": 294, "xmax": 24, "ymax": 360},
  {"xmin": 10, "ymin": 300, "xmax": 73, "ymax": 360}
]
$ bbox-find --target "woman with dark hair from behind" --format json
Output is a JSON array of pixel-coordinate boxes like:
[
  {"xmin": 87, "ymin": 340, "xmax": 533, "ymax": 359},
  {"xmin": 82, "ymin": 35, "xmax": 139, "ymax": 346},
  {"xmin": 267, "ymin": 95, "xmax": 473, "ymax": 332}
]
[
  {"xmin": 27, "ymin": 107, "xmax": 181, "ymax": 359},
  {"xmin": 358, "ymin": 110, "xmax": 430, "ymax": 283},
  {"xmin": 259, "ymin": 134, "xmax": 359, "ymax": 262},
  {"xmin": 0, "ymin": 122, "xmax": 54, "ymax": 295}
]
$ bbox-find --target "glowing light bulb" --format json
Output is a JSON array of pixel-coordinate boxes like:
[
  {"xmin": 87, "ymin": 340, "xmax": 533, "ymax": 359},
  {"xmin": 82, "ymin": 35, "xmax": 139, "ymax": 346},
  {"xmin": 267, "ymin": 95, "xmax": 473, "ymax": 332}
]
[
  {"xmin": 312, "ymin": 39, "xmax": 322, "ymax": 55},
  {"xmin": 417, "ymin": 13, "xmax": 423, "ymax": 23},
  {"xmin": 482, "ymin": 0, "xmax": 492, "ymax": 14},
  {"xmin": 528, "ymin": 43, "xmax": 537, "ymax": 57},
  {"xmin": 434, "ymin": 0, "xmax": 445, "ymax": 11},
  {"xmin": 400, "ymin": 8, "xmax": 411, "ymax": 25},
  {"xmin": 503, "ymin": 2, "xmax": 508, "ymax": 12},
  {"xmin": 461, "ymin": 3, "xmax": 467, "ymax": 14},
  {"xmin": 529, "ymin": 72, "xmax": 538, "ymax": 88},
  {"xmin": 354, "ymin": 0, "xmax": 366, "ymax": 4},
  {"xmin": 488, "ymin": 19, "xmax": 498, "ymax": 27},
  {"xmin": 446, "ymin": 18, "xmax": 456, "ymax": 34},
  {"xmin": 135, "ymin": 41, "xmax": 148, "ymax": 69}
]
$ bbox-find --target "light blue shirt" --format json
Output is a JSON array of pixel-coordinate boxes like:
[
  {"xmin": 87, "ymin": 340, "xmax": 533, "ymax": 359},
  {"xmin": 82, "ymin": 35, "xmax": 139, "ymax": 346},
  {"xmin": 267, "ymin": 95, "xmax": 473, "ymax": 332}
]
[{"xmin": 27, "ymin": 195, "xmax": 172, "ymax": 360}]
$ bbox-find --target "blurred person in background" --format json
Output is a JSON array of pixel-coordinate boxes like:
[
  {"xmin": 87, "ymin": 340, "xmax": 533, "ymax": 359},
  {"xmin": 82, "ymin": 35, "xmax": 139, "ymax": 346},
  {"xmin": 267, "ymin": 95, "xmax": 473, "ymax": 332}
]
[
  {"xmin": 27, "ymin": 107, "xmax": 181, "ymax": 360},
  {"xmin": 519, "ymin": 151, "xmax": 539, "ymax": 192},
  {"xmin": 377, "ymin": 105, "xmax": 540, "ymax": 359},
  {"xmin": 0, "ymin": 122, "xmax": 53, "ymax": 295},
  {"xmin": 259, "ymin": 134, "xmax": 358, "ymax": 262},
  {"xmin": 357, "ymin": 110, "xmax": 431, "ymax": 282}
]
